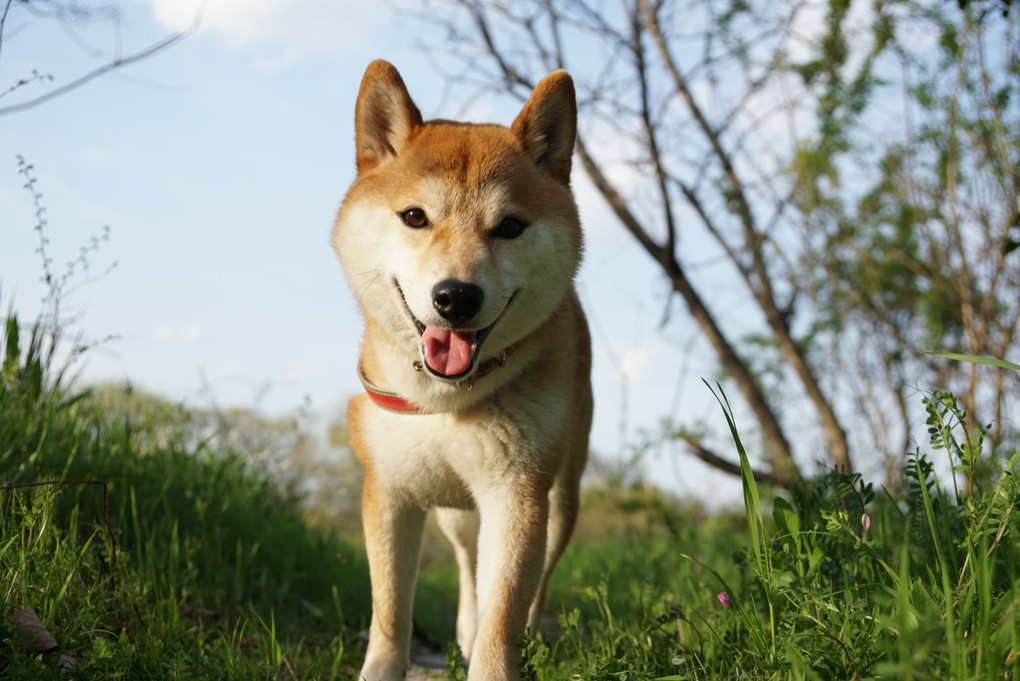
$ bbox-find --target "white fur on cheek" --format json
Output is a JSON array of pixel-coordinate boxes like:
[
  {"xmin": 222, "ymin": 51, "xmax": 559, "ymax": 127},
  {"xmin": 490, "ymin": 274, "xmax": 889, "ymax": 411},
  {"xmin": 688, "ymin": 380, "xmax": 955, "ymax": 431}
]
[
  {"xmin": 334, "ymin": 201, "xmax": 419, "ymax": 346},
  {"xmin": 486, "ymin": 215, "xmax": 578, "ymax": 349}
]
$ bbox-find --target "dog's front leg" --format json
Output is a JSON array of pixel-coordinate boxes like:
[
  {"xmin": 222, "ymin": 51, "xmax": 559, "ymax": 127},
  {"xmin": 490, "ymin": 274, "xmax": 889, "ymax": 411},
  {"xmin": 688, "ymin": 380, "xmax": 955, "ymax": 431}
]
[
  {"xmin": 359, "ymin": 473, "xmax": 426, "ymax": 681},
  {"xmin": 469, "ymin": 487, "xmax": 549, "ymax": 681}
]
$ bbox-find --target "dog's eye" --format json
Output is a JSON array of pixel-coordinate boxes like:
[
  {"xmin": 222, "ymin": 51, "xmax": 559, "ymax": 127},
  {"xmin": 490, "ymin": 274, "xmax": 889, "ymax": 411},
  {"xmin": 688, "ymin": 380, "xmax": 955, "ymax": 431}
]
[
  {"xmin": 400, "ymin": 208, "xmax": 430, "ymax": 229},
  {"xmin": 493, "ymin": 216, "xmax": 528, "ymax": 240}
]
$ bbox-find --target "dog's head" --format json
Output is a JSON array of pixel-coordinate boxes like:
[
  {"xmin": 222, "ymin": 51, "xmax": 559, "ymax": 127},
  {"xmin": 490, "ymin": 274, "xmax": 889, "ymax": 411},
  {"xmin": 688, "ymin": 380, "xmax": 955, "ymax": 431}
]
[{"xmin": 334, "ymin": 60, "xmax": 581, "ymax": 383}]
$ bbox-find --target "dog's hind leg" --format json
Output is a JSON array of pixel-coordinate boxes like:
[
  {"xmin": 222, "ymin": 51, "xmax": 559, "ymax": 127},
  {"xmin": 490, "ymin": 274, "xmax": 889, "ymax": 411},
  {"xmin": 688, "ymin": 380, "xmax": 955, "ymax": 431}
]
[
  {"xmin": 435, "ymin": 507, "xmax": 481, "ymax": 660},
  {"xmin": 528, "ymin": 391, "xmax": 591, "ymax": 635},
  {"xmin": 527, "ymin": 461, "xmax": 582, "ymax": 635}
]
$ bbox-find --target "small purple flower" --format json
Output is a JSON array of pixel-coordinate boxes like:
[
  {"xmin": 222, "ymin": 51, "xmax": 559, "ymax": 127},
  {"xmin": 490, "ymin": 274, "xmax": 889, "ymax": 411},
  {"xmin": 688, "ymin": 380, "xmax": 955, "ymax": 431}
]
[
  {"xmin": 716, "ymin": 592, "xmax": 732, "ymax": 608},
  {"xmin": 862, "ymin": 513, "xmax": 872, "ymax": 533}
]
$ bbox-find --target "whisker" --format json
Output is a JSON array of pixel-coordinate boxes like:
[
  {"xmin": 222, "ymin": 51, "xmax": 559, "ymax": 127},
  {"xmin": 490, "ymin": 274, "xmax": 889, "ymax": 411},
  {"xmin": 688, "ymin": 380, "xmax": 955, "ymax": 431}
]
[{"xmin": 354, "ymin": 272, "xmax": 385, "ymax": 308}]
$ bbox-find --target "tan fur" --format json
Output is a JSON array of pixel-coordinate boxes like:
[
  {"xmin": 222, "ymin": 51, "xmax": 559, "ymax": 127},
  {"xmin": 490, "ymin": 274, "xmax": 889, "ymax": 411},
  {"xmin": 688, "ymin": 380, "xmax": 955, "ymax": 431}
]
[{"xmin": 333, "ymin": 60, "xmax": 592, "ymax": 681}]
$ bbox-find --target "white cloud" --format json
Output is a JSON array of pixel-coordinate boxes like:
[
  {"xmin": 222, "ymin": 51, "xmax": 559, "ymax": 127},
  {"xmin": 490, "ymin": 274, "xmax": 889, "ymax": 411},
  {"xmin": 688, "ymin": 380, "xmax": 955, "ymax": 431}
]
[
  {"xmin": 148, "ymin": 0, "xmax": 383, "ymax": 57},
  {"xmin": 616, "ymin": 345, "xmax": 656, "ymax": 383},
  {"xmin": 181, "ymin": 323, "xmax": 202, "ymax": 341},
  {"xmin": 152, "ymin": 324, "xmax": 173, "ymax": 340}
]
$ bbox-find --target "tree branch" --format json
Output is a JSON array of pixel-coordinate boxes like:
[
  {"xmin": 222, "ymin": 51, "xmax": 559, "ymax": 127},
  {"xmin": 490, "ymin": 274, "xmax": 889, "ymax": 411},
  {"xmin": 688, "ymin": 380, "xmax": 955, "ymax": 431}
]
[
  {"xmin": 629, "ymin": 0, "xmax": 679, "ymax": 274},
  {"xmin": 0, "ymin": 17, "xmax": 199, "ymax": 116},
  {"xmin": 0, "ymin": 0, "xmax": 13, "ymax": 62},
  {"xmin": 576, "ymin": 135, "xmax": 800, "ymax": 483},
  {"xmin": 678, "ymin": 434, "xmax": 793, "ymax": 489}
]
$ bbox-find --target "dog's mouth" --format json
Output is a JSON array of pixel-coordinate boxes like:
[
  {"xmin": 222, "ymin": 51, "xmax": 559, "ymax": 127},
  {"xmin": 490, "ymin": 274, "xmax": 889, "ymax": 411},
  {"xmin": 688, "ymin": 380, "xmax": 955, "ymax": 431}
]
[{"xmin": 395, "ymin": 280, "xmax": 512, "ymax": 381}]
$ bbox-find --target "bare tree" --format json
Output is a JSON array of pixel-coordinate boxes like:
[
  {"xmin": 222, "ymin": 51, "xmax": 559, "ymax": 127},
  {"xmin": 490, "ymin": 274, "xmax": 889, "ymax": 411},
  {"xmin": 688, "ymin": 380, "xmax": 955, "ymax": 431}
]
[{"xmin": 411, "ymin": 0, "xmax": 1019, "ymax": 488}]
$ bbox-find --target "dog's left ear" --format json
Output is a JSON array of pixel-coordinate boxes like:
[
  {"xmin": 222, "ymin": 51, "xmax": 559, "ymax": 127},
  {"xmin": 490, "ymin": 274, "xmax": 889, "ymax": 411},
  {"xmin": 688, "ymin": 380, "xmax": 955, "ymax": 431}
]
[
  {"xmin": 354, "ymin": 60, "xmax": 423, "ymax": 173},
  {"xmin": 511, "ymin": 71, "xmax": 577, "ymax": 186}
]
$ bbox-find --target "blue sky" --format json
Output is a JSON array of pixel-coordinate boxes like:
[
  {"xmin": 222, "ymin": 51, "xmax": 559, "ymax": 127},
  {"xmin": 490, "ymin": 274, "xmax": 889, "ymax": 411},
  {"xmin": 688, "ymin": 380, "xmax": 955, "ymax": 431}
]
[{"xmin": 0, "ymin": 0, "xmax": 744, "ymax": 505}]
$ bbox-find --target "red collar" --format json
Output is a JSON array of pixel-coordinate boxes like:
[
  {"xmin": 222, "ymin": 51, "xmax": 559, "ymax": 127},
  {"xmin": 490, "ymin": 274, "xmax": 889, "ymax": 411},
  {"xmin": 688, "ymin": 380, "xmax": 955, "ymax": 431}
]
[
  {"xmin": 358, "ymin": 364, "xmax": 426, "ymax": 413},
  {"xmin": 358, "ymin": 343, "xmax": 519, "ymax": 415}
]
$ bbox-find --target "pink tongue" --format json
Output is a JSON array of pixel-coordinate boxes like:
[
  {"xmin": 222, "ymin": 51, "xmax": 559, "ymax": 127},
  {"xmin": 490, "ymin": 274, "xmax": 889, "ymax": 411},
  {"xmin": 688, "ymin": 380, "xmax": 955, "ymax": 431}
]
[{"xmin": 421, "ymin": 325, "xmax": 476, "ymax": 376}]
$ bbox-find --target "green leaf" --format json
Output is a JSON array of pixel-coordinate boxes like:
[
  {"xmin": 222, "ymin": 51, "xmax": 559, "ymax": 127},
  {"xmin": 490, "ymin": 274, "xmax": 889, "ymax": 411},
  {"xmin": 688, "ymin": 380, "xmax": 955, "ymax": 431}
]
[
  {"xmin": 773, "ymin": 496, "xmax": 800, "ymax": 544},
  {"xmin": 926, "ymin": 352, "xmax": 1020, "ymax": 372},
  {"xmin": 770, "ymin": 569, "xmax": 796, "ymax": 589}
]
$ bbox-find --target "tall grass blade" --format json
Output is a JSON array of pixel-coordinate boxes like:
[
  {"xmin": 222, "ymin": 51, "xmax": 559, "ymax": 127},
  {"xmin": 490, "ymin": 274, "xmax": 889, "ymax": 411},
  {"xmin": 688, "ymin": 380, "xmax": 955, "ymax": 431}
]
[{"xmin": 703, "ymin": 379, "xmax": 776, "ymax": 658}]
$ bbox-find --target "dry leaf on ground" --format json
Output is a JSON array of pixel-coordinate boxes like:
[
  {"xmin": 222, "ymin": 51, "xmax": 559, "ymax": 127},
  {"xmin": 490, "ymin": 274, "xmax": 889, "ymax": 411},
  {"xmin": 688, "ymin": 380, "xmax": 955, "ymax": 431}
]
[{"xmin": 10, "ymin": 608, "xmax": 57, "ymax": 654}]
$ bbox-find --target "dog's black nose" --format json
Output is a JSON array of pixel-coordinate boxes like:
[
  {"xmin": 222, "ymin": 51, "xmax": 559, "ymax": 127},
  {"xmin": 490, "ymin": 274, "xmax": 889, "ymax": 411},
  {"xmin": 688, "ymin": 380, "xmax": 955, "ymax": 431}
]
[{"xmin": 432, "ymin": 279, "xmax": 484, "ymax": 323}]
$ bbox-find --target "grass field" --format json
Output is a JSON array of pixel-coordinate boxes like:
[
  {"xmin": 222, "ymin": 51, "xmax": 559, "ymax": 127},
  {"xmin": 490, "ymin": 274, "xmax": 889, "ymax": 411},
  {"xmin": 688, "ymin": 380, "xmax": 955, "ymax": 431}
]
[{"xmin": 2, "ymin": 311, "xmax": 1019, "ymax": 679}]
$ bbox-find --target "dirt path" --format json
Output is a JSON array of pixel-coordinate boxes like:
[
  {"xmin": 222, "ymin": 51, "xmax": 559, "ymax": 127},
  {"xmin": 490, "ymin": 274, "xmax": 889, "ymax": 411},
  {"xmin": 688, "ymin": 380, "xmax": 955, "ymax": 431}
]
[{"xmin": 406, "ymin": 646, "xmax": 448, "ymax": 680}]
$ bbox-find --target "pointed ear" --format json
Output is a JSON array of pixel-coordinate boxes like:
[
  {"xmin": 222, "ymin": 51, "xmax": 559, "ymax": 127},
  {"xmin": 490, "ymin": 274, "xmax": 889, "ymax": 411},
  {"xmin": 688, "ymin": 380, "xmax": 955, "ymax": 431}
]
[
  {"xmin": 511, "ymin": 71, "xmax": 577, "ymax": 186},
  {"xmin": 354, "ymin": 60, "xmax": 423, "ymax": 173}
]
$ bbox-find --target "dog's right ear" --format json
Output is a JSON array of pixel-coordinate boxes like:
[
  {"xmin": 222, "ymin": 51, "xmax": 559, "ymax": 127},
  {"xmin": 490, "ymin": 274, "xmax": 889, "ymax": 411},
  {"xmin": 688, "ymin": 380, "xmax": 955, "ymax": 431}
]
[
  {"xmin": 354, "ymin": 60, "xmax": 423, "ymax": 173},
  {"xmin": 511, "ymin": 70, "xmax": 577, "ymax": 187}
]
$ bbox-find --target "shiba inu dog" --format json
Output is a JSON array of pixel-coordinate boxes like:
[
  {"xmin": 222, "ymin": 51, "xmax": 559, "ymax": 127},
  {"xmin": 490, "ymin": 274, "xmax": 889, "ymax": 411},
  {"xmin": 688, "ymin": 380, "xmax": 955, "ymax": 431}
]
[{"xmin": 332, "ymin": 60, "xmax": 592, "ymax": 681}]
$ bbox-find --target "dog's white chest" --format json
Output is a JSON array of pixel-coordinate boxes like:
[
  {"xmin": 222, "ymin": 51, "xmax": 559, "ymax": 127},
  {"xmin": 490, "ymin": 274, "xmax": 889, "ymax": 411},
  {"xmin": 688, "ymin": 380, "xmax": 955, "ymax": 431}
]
[{"xmin": 359, "ymin": 404, "xmax": 539, "ymax": 508}]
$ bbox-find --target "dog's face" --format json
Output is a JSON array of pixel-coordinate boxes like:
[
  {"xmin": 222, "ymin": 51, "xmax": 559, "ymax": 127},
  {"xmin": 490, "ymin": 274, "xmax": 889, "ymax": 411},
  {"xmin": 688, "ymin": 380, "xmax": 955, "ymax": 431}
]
[{"xmin": 334, "ymin": 61, "xmax": 581, "ymax": 383}]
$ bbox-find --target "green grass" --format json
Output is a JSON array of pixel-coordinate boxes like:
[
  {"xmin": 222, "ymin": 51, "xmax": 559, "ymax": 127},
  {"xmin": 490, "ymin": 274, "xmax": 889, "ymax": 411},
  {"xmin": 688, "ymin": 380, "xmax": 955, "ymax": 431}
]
[
  {"xmin": 3, "ymin": 310, "xmax": 1019, "ymax": 679},
  {"xmin": 1, "ymin": 313, "xmax": 370, "ymax": 679}
]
